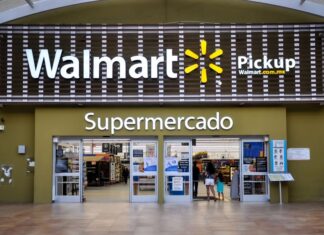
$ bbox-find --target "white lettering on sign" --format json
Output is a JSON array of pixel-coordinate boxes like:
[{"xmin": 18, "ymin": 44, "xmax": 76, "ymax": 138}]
[
  {"xmin": 26, "ymin": 49, "xmax": 63, "ymax": 79},
  {"xmin": 26, "ymin": 49, "xmax": 178, "ymax": 79},
  {"xmin": 237, "ymin": 55, "xmax": 296, "ymax": 76},
  {"xmin": 237, "ymin": 55, "xmax": 296, "ymax": 72},
  {"xmin": 84, "ymin": 112, "xmax": 234, "ymax": 134}
]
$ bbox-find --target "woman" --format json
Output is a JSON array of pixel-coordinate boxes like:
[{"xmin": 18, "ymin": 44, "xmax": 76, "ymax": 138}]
[
  {"xmin": 217, "ymin": 172, "xmax": 224, "ymax": 200},
  {"xmin": 205, "ymin": 162, "xmax": 216, "ymax": 201}
]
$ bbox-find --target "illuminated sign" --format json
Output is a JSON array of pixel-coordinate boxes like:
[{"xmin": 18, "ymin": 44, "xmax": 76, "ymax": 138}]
[
  {"xmin": 26, "ymin": 48, "xmax": 296, "ymax": 81},
  {"xmin": 237, "ymin": 55, "xmax": 296, "ymax": 75},
  {"xmin": 26, "ymin": 40, "xmax": 223, "ymax": 83},
  {"xmin": 26, "ymin": 49, "xmax": 178, "ymax": 79},
  {"xmin": 0, "ymin": 24, "xmax": 323, "ymax": 104},
  {"xmin": 185, "ymin": 39, "xmax": 223, "ymax": 84},
  {"xmin": 84, "ymin": 112, "xmax": 234, "ymax": 134}
]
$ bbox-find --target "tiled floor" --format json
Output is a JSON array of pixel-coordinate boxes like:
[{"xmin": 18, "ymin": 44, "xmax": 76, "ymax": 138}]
[
  {"xmin": 0, "ymin": 201, "xmax": 323, "ymax": 235},
  {"xmin": 196, "ymin": 181, "xmax": 232, "ymax": 201},
  {"xmin": 85, "ymin": 183, "xmax": 130, "ymax": 202},
  {"xmin": 84, "ymin": 180, "xmax": 232, "ymax": 203}
]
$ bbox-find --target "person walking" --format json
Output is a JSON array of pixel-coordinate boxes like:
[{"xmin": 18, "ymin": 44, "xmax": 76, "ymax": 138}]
[
  {"xmin": 205, "ymin": 162, "xmax": 216, "ymax": 201},
  {"xmin": 217, "ymin": 172, "xmax": 225, "ymax": 200},
  {"xmin": 192, "ymin": 161, "xmax": 200, "ymax": 198},
  {"xmin": 122, "ymin": 167, "xmax": 129, "ymax": 184}
]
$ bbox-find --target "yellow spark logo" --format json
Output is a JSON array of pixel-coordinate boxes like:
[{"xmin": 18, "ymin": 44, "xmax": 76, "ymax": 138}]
[{"xmin": 185, "ymin": 39, "xmax": 223, "ymax": 83}]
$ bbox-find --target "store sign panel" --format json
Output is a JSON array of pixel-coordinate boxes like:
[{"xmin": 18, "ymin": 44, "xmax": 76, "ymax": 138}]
[
  {"xmin": 0, "ymin": 24, "xmax": 323, "ymax": 104},
  {"xmin": 287, "ymin": 148, "xmax": 310, "ymax": 160},
  {"xmin": 172, "ymin": 177, "xmax": 183, "ymax": 191},
  {"xmin": 270, "ymin": 140, "xmax": 288, "ymax": 173},
  {"xmin": 164, "ymin": 157, "xmax": 178, "ymax": 172}
]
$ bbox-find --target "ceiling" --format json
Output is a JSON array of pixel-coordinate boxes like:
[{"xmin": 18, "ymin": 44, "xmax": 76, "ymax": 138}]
[
  {"xmin": 0, "ymin": 0, "xmax": 323, "ymax": 23},
  {"xmin": 0, "ymin": 0, "xmax": 96, "ymax": 23},
  {"xmin": 249, "ymin": 0, "xmax": 324, "ymax": 17}
]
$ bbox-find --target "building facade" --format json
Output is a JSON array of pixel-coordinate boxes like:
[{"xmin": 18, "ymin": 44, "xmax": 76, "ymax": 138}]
[{"xmin": 0, "ymin": 0, "xmax": 323, "ymax": 204}]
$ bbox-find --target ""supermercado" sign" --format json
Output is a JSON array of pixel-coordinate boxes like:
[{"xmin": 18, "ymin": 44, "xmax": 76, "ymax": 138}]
[
  {"xmin": 84, "ymin": 112, "xmax": 233, "ymax": 134},
  {"xmin": 0, "ymin": 24, "xmax": 323, "ymax": 104}
]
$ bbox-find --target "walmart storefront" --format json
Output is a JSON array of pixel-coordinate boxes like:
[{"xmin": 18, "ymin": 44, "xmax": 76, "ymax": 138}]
[{"xmin": 0, "ymin": 0, "xmax": 323, "ymax": 204}]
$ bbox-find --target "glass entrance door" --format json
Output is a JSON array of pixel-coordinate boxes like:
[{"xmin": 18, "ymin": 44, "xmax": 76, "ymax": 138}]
[
  {"xmin": 53, "ymin": 139, "xmax": 83, "ymax": 202},
  {"xmin": 164, "ymin": 140, "xmax": 192, "ymax": 202},
  {"xmin": 130, "ymin": 140, "xmax": 158, "ymax": 202},
  {"xmin": 241, "ymin": 139, "xmax": 269, "ymax": 202}
]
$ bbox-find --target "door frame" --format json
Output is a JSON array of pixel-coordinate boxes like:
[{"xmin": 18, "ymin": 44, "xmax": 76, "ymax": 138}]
[
  {"xmin": 163, "ymin": 138, "xmax": 192, "ymax": 203},
  {"xmin": 130, "ymin": 139, "xmax": 158, "ymax": 202},
  {"xmin": 52, "ymin": 138, "xmax": 83, "ymax": 203},
  {"xmin": 240, "ymin": 138, "xmax": 269, "ymax": 202}
]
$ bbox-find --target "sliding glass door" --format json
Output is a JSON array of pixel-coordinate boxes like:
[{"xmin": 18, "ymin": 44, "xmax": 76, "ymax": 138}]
[
  {"xmin": 241, "ymin": 139, "xmax": 269, "ymax": 202},
  {"xmin": 130, "ymin": 140, "xmax": 158, "ymax": 202},
  {"xmin": 164, "ymin": 139, "xmax": 192, "ymax": 202},
  {"xmin": 53, "ymin": 139, "xmax": 83, "ymax": 202}
]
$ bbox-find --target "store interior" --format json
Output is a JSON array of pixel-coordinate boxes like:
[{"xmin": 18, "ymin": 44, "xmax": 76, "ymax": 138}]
[
  {"xmin": 82, "ymin": 139, "xmax": 131, "ymax": 203},
  {"xmin": 55, "ymin": 137, "xmax": 241, "ymax": 203},
  {"xmin": 192, "ymin": 138, "xmax": 240, "ymax": 201},
  {"xmin": 80, "ymin": 138, "xmax": 241, "ymax": 202}
]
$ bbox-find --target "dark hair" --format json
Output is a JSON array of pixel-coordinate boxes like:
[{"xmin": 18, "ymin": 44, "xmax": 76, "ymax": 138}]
[
  {"xmin": 206, "ymin": 162, "xmax": 215, "ymax": 175},
  {"xmin": 218, "ymin": 172, "xmax": 224, "ymax": 182}
]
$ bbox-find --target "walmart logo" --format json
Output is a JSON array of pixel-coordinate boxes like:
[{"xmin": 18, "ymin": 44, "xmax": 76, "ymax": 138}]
[
  {"xmin": 26, "ymin": 40, "xmax": 224, "ymax": 82},
  {"xmin": 185, "ymin": 40, "xmax": 223, "ymax": 84}
]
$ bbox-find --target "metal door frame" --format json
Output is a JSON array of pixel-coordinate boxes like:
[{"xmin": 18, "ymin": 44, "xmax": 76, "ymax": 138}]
[
  {"xmin": 240, "ymin": 138, "xmax": 269, "ymax": 202},
  {"xmin": 52, "ymin": 138, "xmax": 83, "ymax": 203},
  {"xmin": 130, "ymin": 139, "xmax": 158, "ymax": 202},
  {"xmin": 164, "ymin": 138, "xmax": 192, "ymax": 202}
]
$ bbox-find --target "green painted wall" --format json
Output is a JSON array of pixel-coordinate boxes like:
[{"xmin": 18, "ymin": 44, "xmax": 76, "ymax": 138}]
[
  {"xmin": 287, "ymin": 107, "xmax": 324, "ymax": 202},
  {"xmin": 0, "ymin": 108, "xmax": 34, "ymax": 203},
  {"xmin": 10, "ymin": 0, "xmax": 324, "ymax": 24},
  {"xmin": 34, "ymin": 106, "xmax": 286, "ymax": 203}
]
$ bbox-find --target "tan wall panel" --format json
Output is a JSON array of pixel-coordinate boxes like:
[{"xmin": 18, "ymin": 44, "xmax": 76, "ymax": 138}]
[
  {"xmin": 0, "ymin": 108, "xmax": 34, "ymax": 203},
  {"xmin": 287, "ymin": 107, "xmax": 324, "ymax": 202}
]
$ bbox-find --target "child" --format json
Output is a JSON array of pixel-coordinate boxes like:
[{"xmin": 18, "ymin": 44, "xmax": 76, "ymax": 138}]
[{"xmin": 217, "ymin": 172, "xmax": 224, "ymax": 200}]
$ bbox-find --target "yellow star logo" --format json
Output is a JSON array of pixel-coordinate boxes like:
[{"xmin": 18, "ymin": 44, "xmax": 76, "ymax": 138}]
[{"xmin": 185, "ymin": 39, "xmax": 223, "ymax": 83}]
